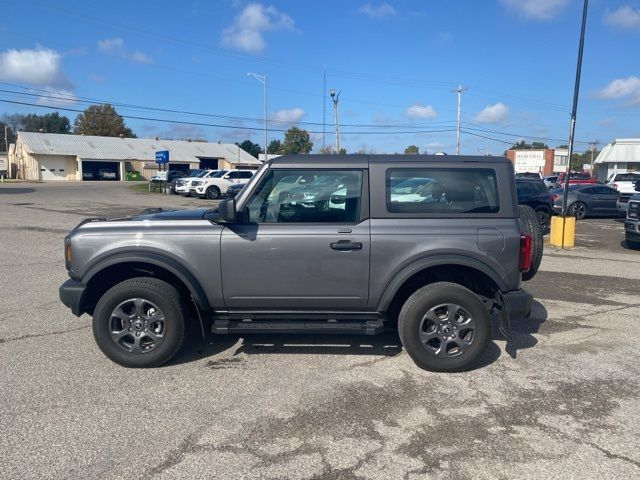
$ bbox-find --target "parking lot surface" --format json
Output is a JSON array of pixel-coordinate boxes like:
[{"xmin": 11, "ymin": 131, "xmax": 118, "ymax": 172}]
[{"xmin": 1, "ymin": 182, "xmax": 639, "ymax": 479}]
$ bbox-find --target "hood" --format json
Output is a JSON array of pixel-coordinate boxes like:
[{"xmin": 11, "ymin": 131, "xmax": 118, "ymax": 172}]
[{"xmin": 126, "ymin": 208, "xmax": 214, "ymax": 221}]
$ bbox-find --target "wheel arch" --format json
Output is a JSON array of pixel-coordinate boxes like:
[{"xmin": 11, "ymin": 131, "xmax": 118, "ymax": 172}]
[
  {"xmin": 377, "ymin": 256, "xmax": 505, "ymax": 323},
  {"xmin": 79, "ymin": 253, "xmax": 209, "ymax": 334}
]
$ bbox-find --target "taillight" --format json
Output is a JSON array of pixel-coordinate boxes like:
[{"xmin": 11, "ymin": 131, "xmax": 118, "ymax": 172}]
[
  {"xmin": 519, "ymin": 235, "xmax": 532, "ymax": 272},
  {"xmin": 551, "ymin": 194, "xmax": 559, "ymax": 202}
]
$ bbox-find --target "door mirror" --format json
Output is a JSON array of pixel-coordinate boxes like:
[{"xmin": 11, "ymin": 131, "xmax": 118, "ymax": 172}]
[{"xmin": 219, "ymin": 199, "xmax": 236, "ymax": 222}]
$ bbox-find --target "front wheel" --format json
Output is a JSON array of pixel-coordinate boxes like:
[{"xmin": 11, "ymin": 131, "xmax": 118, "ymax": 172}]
[
  {"xmin": 569, "ymin": 201, "xmax": 587, "ymax": 220},
  {"xmin": 205, "ymin": 186, "xmax": 220, "ymax": 199},
  {"xmin": 92, "ymin": 278, "xmax": 187, "ymax": 368},
  {"xmin": 398, "ymin": 282, "xmax": 490, "ymax": 372}
]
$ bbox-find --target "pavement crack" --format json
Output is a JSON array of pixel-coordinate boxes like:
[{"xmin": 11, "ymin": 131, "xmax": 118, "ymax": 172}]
[{"xmin": 0, "ymin": 325, "xmax": 89, "ymax": 344}]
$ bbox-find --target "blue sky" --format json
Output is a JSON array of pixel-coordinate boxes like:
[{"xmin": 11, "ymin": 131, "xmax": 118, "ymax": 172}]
[{"xmin": 0, "ymin": 0, "xmax": 639, "ymax": 154}]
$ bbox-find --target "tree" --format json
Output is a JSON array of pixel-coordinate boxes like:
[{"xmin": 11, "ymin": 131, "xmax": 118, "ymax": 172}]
[
  {"xmin": 404, "ymin": 145, "xmax": 419, "ymax": 154},
  {"xmin": 267, "ymin": 139, "xmax": 282, "ymax": 154},
  {"xmin": 509, "ymin": 140, "xmax": 549, "ymax": 150},
  {"xmin": 236, "ymin": 139, "xmax": 262, "ymax": 158},
  {"xmin": 22, "ymin": 112, "xmax": 71, "ymax": 134},
  {"xmin": 74, "ymin": 104, "xmax": 136, "ymax": 137},
  {"xmin": 317, "ymin": 146, "xmax": 333, "ymax": 154},
  {"xmin": 281, "ymin": 127, "xmax": 313, "ymax": 154}
]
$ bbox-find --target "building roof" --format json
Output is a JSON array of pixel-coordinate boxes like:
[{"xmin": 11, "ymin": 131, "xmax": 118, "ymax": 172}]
[
  {"xmin": 594, "ymin": 138, "xmax": 640, "ymax": 165},
  {"xmin": 16, "ymin": 132, "xmax": 262, "ymax": 165}
]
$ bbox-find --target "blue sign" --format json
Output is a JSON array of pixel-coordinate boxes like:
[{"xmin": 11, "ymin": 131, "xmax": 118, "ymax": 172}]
[{"xmin": 155, "ymin": 150, "xmax": 169, "ymax": 164}]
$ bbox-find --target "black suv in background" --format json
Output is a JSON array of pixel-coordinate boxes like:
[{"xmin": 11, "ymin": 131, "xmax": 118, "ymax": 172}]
[{"xmin": 516, "ymin": 178, "xmax": 553, "ymax": 232}]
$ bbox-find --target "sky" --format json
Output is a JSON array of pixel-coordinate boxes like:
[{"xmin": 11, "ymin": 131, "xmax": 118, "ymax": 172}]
[{"xmin": 0, "ymin": 0, "xmax": 639, "ymax": 155}]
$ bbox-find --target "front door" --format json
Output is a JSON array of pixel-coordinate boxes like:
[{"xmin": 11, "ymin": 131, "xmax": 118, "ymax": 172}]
[{"xmin": 221, "ymin": 169, "xmax": 370, "ymax": 310}]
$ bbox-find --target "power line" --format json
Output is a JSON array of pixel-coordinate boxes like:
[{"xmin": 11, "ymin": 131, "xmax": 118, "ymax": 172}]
[
  {"xmin": 0, "ymin": 98, "xmax": 458, "ymax": 136},
  {"xmin": 462, "ymin": 122, "xmax": 592, "ymax": 145}
]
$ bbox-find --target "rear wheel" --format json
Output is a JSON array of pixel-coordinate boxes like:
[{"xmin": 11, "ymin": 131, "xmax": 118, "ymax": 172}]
[
  {"xmin": 205, "ymin": 186, "xmax": 220, "ymax": 199},
  {"xmin": 535, "ymin": 207, "xmax": 551, "ymax": 232},
  {"xmin": 92, "ymin": 278, "xmax": 187, "ymax": 368},
  {"xmin": 569, "ymin": 201, "xmax": 587, "ymax": 220},
  {"xmin": 518, "ymin": 205, "xmax": 543, "ymax": 281},
  {"xmin": 398, "ymin": 282, "xmax": 491, "ymax": 372}
]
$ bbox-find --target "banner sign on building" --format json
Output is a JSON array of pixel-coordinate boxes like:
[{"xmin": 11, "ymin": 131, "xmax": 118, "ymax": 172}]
[{"xmin": 514, "ymin": 150, "xmax": 545, "ymax": 173}]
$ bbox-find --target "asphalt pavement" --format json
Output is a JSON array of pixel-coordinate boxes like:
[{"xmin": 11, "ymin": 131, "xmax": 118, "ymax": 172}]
[{"xmin": 1, "ymin": 182, "xmax": 639, "ymax": 479}]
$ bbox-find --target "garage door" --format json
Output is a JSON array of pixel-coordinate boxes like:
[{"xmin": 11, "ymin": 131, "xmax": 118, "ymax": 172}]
[{"xmin": 40, "ymin": 158, "xmax": 68, "ymax": 181}]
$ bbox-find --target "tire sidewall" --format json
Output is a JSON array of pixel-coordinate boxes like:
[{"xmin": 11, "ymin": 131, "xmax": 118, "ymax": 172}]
[
  {"xmin": 399, "ymin": 283, "xmax": 490, "ymax": 372},
  {"xmin": 206, "ymin": 186, "xmax": 220, "ymax": 199},
  {"xmin": 93, "ymin": 280, "xmax": 185, "ymax": 368},
  {"xmin": 570, "ymin": 202, "xmax": 587, "ymax": 220}
]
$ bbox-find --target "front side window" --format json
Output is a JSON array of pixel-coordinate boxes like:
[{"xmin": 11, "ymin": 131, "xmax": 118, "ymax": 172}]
[
  {"xmin": 387, "ymin": 168, "xmax": 500, "ymax": 214},
  {"xmin": 244, "ymin": 170, "xmax": 363, "ymax": 223}
]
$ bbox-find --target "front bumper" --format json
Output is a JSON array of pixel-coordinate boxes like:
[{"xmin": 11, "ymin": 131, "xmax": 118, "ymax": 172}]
[
  {"xmin": 625, "ymin": 220, "xmax": 640, "ymax": 239},
  {"xmin": 191, "ymin": 187, "xmax": 206, "ymax": 197},
  {"xmin": 59, "ymin": 279, "xmax": 86, "ymax": 317}
]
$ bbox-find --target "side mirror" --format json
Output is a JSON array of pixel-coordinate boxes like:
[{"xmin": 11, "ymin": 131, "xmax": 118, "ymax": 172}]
[{"xmin": 219, "ymin": 199, "xmax": 236, "ymax": 222}]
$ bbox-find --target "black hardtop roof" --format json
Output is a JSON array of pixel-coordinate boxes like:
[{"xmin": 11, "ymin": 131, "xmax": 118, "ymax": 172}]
[{"xmin": 268, "ymin": 154, "xmax": 511, "ymax": 168}]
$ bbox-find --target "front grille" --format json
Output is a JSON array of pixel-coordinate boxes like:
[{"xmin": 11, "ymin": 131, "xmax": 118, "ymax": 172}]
[{"xmin": 619, "ymin": 194, "xmax": 632, "ymax": 203}]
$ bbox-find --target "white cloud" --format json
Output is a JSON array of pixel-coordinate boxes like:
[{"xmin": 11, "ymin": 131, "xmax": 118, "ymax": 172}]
[
  {"xmin": 405, "ymin": 104, "xmax": 437, "ymax": 119},
  {"xmin": 97, "ymin": 37, "xmax": 154, "ymax": 64},
  {"xmin": 499, "ymin": 0, "xmax": 569, "ymax": 20},
  {"xmin": 358, "ymin": 2, "xmax": 396, "ymax": 19},
  {"xmin": 221, "ymin": 3, "xmax": 294, "ymax": 53},
  {"xmin": 597, "ymin": 76, "xmax": 640, "ymax": 105},
  {"xmin": 603, "ymin": 7, "xmax": 640, "ymax": 29},
  {"xmin": 0, "ymin": 47, "xmax": 71, "ymax": 88},
  {"xmin": 474, "ymin": 102, "xmax": 509, "ymax": 124},
  {"xmin": 272, "ymin": 107, "xmax": 305, "ymax": 123}
]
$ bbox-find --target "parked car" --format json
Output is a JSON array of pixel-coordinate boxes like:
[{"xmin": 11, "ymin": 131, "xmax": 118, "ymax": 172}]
[
  {"xmin": 98, "ymin": 169, "xmax": 116, "ymax": 180},
  {"xmin": 82, "ymin": 171, "xmax": 94, "ymax": 180},
  {"xmin": 542, "ymin": 175, "xmax": 558, "ymax": 189},
  {"xmin": 607, "ymin": 172, "xmax": 640, "ymax": 194},
  {"xmin": 190, "ymin": 170, "xmax": 255, "ymax": 199},
  {"xmin": 551, "ymin": 184, "xmax": 620, "ymax": 219},
  {"xmin": 515, "ymin": 178, "xmax": 553, "ymax": 231},
  {"xmin": 554, "ymin": 172, "xmax": 598, "ymax": 189},
  {"xmin": 175, "ymin": 170, "xmax": 226, "ymax": 196},
  {"xmin": 225, "ymin": 182, "xmax": 247, "ymax": 198},
  {"xmin": 59, "ymin": 154, "xmax": 537, "ymax": 372},
  {"xmin": 516, "ymin": 172, "xmax": 542, "ymax": 179},
  {"xmin": 624, "ymin": 194, "xmax": 640, "ymax": 249}
]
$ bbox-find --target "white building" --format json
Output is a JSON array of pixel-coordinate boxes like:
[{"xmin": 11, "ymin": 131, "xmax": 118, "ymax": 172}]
[
  {"xmin": 593, "ymin": 138, "xmax": 640, "ymax": 182},
  {"xmin": 8, "ymin": 132, "xmax": 262, "ymax": 181}
]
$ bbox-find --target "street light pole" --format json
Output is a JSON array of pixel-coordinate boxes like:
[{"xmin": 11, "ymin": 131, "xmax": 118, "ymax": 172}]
[
  {"xmin": 452, "ymin": 84, "xmax": 467, "ymax": 155},
  {"xmin": 247, "ymin": 73, "xmax": 268, "ymax": 158},
  {"xmin": 330, "ymin": 89, "xmax": 341, "ymax": 153}
]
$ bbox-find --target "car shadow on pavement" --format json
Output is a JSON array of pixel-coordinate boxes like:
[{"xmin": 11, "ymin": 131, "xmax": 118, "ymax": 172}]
[{"xmin": 502, "ymin": 300, "xmax": 547, "ymax": 359}]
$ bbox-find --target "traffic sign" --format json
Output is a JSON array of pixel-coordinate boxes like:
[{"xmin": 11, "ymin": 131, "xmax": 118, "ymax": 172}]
[{"xmin": 155, "ymin": 150, "xmax": 169, "ymax": 164}]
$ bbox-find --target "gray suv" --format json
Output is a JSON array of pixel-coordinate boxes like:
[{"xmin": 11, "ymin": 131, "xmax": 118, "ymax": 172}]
[{"xmin": 60, "ymin": 155, "xmax": 534, "ymax": 372}]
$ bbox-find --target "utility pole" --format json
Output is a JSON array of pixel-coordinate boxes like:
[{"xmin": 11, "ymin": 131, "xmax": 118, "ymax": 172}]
[
  {"xmin": 588, "ymin": 140, "xmax": 599, "ymax": 173},
  {"xmin": 452, "ymin": 84, "xmax": 467, "ymax": 155},
  {"xmin": 247, "ymin": 73, "xmax": 268, "ymax": 158},
  {"xmin": 322, "ymin": 72, "xmax": 326, "ymax": 151},
  {"xmin": 562, "ymin": 0, "xmax": 589, "ymax": 217},
  {"xmin": 330, "ymin": 89, "xmax": 341, "ymax": 153}
]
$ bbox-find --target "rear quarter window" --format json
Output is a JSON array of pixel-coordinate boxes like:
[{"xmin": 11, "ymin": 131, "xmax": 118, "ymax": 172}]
[{"xmin": 386, "ymin": 168, "xmax": 500, "ymax": 214}]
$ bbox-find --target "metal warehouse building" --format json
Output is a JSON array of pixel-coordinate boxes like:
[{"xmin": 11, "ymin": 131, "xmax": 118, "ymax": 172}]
[
  {"xmin": 593, "ymin": 138, "xmax": 640, "ymax": 182},
  {"xmin": 8, "ymin": 132, "xmax": 262, "ymax": 181}
]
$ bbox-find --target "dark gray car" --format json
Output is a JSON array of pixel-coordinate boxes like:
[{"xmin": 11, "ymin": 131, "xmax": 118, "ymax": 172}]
[
  {"xmin": 59, "ymin": 155, "xmax": 534, "ymax": 372},
  {"xmin": 551, "ymin": 184, "xmax": 620, "ymax": 219}
]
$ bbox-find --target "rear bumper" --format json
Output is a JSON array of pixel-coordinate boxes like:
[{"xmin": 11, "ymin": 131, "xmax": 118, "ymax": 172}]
[{"xmin": 59, "ymin": 279, "xmax": 86, "ymax": 317}]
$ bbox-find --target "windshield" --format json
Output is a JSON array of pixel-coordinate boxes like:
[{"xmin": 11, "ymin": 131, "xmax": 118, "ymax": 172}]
[
  {"xmin": 212, "ymin": 170, "xmax": 228, "ymax": 178},
  {"xmin": 196, "ymin": 171, "xmax": 209, "ymax": 178}
]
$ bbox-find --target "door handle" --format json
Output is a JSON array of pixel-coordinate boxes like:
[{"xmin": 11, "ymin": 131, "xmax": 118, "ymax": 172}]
[{"xmin": 330, "ymin": 240, "xmax": 363, "ymax": 250}]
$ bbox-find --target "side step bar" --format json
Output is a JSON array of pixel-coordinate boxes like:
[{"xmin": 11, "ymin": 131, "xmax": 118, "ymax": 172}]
[{"xmin": 212, "ymin": 318, "xmax": 384, "ymax": 336}]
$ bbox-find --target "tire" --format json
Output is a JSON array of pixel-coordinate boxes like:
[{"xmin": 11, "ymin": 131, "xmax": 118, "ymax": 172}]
[
  {"xmin": 518, "ymin": 204, "xmax": 543, "ymax": 282},
  {"xmin": 92, "ymin": 277, "xmax": 187, "ymax": 368},
  {"xmin": 398, "ymin": 282, "xmax": 491, "ymax": 372},
  {"xmin": 535, "ymin": 207, "xmax": 551, "ymax": 233},
  {"xmin": 205, "ymin": 186, "xmax": 220, "ymax": 199},
  {"xmin": 569, "ymin": 201, "xmax": 587, "ymax": 220}
]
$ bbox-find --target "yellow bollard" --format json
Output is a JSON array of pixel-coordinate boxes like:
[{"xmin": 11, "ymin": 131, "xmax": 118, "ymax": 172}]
[{"xmin": 550, "ymin": 216, "xmax": 575, "ymax": 248}]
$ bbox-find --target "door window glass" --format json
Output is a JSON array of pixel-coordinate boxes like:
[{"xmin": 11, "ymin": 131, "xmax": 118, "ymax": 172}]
[{"xmin": 244, "ymin": 170, "xmax": 363, "ymax": 223}]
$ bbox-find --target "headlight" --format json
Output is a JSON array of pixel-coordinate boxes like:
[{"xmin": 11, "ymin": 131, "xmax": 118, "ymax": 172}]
[
  {"xmin": 630, "ymin": 202, "xmax": 639, "ymax": 210},
  {"xmin": 192, "ymin": 181, "xmax": 202, "ymax": 186}
]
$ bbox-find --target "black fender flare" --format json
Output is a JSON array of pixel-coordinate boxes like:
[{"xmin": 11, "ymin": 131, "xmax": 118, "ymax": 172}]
[
  {"xmin": 81, "ymin": 250, "xmax": 210, "ymax": 313},
  {"xmin": 376, "ymin": 254, "xmax": 507, "ymax": 312}
]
